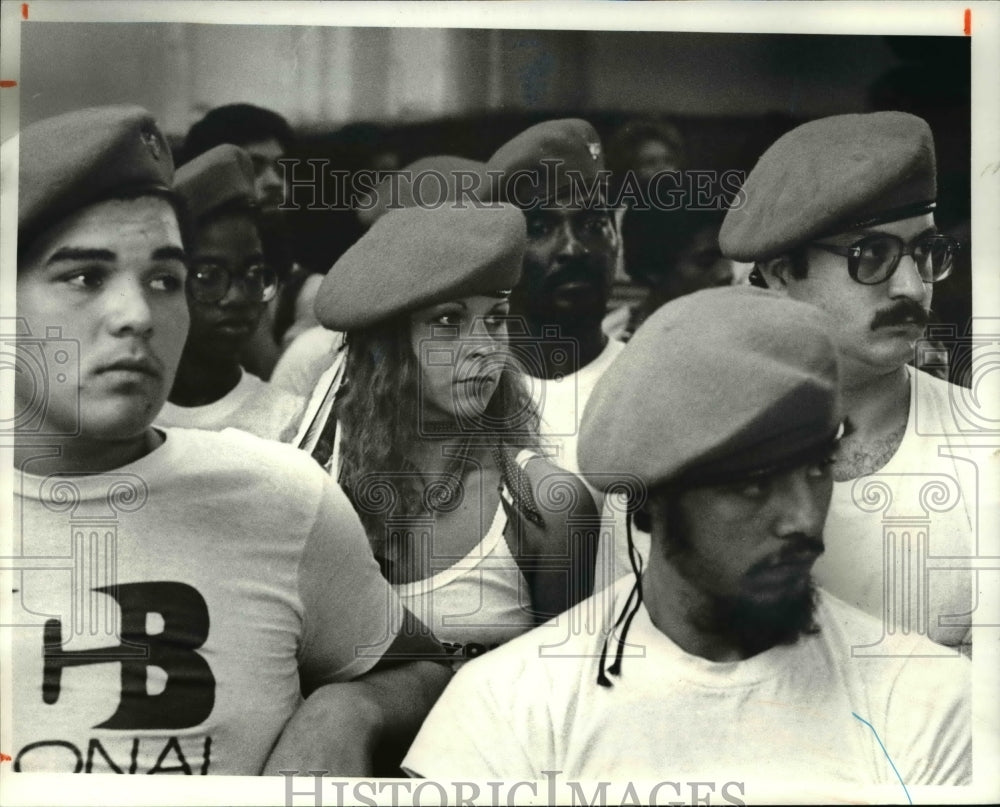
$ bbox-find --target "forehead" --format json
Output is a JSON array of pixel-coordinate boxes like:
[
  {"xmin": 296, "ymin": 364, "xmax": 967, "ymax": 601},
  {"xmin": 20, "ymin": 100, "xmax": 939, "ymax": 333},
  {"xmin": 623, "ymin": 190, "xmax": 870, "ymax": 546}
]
[
  {"xmin": 823, "ymin": 212, "xmax": 936, "ymax": 245},
  {"xmin": 241, "ymin": 138, "xmax": 284, "ymax": 162},
  {"xmin": 25, "ymin": 196, "xmax": 182, "ymax": 263},
  {"xmin": 193, "ymin": 211, "xmax": 261, "ymax": 253}
]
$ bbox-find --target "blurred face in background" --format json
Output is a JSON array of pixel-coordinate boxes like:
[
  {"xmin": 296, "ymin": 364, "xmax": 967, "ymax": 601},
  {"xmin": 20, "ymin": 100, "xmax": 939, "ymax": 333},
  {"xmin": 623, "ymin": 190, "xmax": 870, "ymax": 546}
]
[
  {"xmin": 243, "ymin": 138, "xmax": 286, "ymax": 214},
  {"xmin": 515, "ymin": 192, "xmax": 619, "ymax": 332},
  {"xmin": 184, "ymin": 211, "xmax": 274, "ymax": 363}
]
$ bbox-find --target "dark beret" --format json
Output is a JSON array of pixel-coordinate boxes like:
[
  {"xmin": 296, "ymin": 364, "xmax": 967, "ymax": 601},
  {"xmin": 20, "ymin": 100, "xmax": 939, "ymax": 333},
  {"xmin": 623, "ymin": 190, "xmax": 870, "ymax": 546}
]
[
  {"xmin": 315, "ymin": 203, "xmax": 526, "ymax": 331},
  {"xmin": 487, "ymin": 118, "xmax": 607, "ymax": 207},
  {"xmin": 175, "ymin": 143, "xmax": 257, "ymax": 222},
  {"xmin": 362, "ymin": 155, "xmax": 489, "ymax": 226},
  {"xmin": 15, "ymin": 105, "xmax": 174, "ymax": 243},
  {"xmin": 578, "ymin": 286, "xmax": 841, "ymax": 491},
  {"xmin": 719, "ymin": 111, "xmax": 937, "ymax": 262}
]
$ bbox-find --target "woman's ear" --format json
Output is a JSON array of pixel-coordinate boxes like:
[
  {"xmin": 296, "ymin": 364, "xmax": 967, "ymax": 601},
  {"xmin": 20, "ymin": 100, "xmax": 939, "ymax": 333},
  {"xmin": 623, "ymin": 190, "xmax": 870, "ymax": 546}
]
[{"xmin": 757, "ymin": 256, "xmax": 794, "ymax": 292}]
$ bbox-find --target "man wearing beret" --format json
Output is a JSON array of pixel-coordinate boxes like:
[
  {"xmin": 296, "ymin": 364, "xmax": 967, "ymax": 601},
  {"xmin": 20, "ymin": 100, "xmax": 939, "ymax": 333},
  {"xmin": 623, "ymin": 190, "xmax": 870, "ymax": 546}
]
[
  {"xmin": 156, "ymin": 143, "xmax": 305, "ymax": 441},
  {"xmin": 720, "ymin": 111, "xmax": 977, "ymax": 652},
  {"xmin": 7, "ymin": 106, "xmax": 450, "ymax": 775},
  {"xmin": 486, "ymin": 120, "xmax": 625, "ymax": 478},
  {"xmin": 403, "ymin": 287, "xmax": 971, "ymax": 791},
  {"xmin": 487, "ymin": 119, "xmax": 631, "ymax": 590},
  {"xmin": 184, "ymin": 104, "xmax": 309, "ymax": 378}
]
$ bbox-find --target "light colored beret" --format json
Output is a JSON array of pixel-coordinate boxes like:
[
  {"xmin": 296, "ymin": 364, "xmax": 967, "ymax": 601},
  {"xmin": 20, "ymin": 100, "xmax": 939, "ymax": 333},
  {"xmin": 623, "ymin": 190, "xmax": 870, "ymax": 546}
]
[
  {"xmin": 578, "ymin": 286, "xmax": 841, "ymax": 491},
  {"xmin": 174, "ymin": 143, "xmax": 257, "ymax": 222},
  {"xmin": 315, "ymin": 203, "xmax": 526, "ymax": 331},
  {"xmin": 487, "ymin": 118, "xmax": 607, "ymax": 207},
  {"xmin": 15, "ymin": 105, "xmax": 174, "ymax": 244},
  {"xmin": 719, "ymin": 111, "xmax": 937, "ymax": 261}
]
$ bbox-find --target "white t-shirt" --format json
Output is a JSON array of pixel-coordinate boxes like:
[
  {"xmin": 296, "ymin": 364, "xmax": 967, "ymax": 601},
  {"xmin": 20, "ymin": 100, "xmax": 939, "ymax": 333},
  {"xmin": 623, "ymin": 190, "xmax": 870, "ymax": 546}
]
[
  {"xmin": 156, "ymin": 370, "xmax": 305, "ymax": 443},
  {"xmin": 815, "ymin": 368, "xmax": 981, "ymax": 649},
  {"xmin": 10, "ymin": 428, "xmax": 403, "ymax": 775},
  {"xmin": 271, "ymin": 326, "xmax": 345, "ymax": 400},
  {"xmin": 403, "ymin": 587, "xmax": 971, "ymax": 790}
]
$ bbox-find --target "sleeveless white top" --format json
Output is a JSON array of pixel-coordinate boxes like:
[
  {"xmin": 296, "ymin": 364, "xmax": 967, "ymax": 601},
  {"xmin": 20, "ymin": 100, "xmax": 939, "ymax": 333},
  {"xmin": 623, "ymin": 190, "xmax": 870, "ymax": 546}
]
[{"xmin": 296, "ymin": 362, "xmax": 536, "ymax": 660}]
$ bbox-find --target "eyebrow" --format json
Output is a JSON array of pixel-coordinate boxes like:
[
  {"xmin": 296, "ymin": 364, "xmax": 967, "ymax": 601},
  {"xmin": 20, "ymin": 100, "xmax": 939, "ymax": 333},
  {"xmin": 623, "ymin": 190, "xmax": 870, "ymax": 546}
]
[{"xmin": 47, "ymin": 245, "xmax": 188, "ymax": 265}]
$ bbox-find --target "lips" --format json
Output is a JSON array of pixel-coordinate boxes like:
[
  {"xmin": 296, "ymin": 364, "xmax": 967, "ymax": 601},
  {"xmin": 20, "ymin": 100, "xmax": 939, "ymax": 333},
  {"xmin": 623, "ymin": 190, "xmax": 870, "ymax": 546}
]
[{"xmin": 96, "ymin": 356, "xmax": 161, "ymax": 379}]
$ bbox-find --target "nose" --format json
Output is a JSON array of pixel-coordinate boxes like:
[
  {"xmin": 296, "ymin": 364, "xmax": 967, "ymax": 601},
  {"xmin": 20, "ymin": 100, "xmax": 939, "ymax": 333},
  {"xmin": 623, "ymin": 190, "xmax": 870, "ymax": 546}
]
[
  {"xmin": 886, "ymin": 252, "xmax": 930, "ymax": 302},
  {"xmin": 105, "ymin": 277, "xmax": 154, "ymax": 338},
  {"xmin": 258, "ymin": 163, "xmax": 284, "ymax": 194},
  {"xmin": 772, "ymin": 469, "xmax": 828, "ymax": 541},
  {"xmin": 553, "ymin": 220, "xmax": 587, "ymax": 266}
]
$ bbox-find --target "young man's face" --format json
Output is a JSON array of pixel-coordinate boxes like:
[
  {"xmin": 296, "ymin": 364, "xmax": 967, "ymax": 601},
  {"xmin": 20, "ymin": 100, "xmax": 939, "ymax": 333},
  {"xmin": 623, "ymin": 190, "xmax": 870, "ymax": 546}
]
[
  {"xmin": 653, "ymin": 455, "xmax": 833, "ymax": 652},
  {"xmin": 781, "ymin": 214, "xmax": 935, "ymax": 377},
  {"xmin": 514, "ymin": 196, "xmax": 618, "ymax": 332},
  {"xmin": 16, "ymin": 197, "xmax": 189, "ymax": 440},
  {"xmin": 185, "ymin": 212, "xmax": 268, "ymax": 362},
  {"xmin": 242, "ymin": 137, "xmax": 286, "ymax": 214}
]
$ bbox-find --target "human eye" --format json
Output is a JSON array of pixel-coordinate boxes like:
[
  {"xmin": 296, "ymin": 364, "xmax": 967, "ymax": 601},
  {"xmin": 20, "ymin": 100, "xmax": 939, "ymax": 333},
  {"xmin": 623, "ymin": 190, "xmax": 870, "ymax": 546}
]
[
  {"xmin": 432, "ymin": 311, "xmax": 464, "ymax": 328},
  {"xmin": 148, "ymin": 265, "xmax": 187, "ymax": 294},
  {"xmin": 805, "ymin": 454, "xmax": 836, "ymax": 479},
  {"xmin": 583, "ymin": 211, "xmax": 611, "ymax": 233},
  {"xmin": 525, "ymin": 214, "xmax": 552, "ymax": 239},
  {"xmin": 59, "ymin": 265, "xmax": 108, "ymax": 290}
]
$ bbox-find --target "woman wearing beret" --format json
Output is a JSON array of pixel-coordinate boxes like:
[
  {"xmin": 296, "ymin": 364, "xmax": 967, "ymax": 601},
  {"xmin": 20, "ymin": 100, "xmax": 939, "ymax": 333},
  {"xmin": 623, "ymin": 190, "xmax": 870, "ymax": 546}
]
[{"xmin": 299, "ymin": 203, "xmax": 600, "ymax": 663}]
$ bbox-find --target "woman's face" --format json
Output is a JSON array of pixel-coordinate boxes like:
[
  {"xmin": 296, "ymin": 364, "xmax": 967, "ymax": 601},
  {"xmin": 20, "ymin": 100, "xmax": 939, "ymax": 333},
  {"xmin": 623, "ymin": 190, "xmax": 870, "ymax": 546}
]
[{"xmin": 409, "ymin": 294, "xmax": 511, "ymax": 423}]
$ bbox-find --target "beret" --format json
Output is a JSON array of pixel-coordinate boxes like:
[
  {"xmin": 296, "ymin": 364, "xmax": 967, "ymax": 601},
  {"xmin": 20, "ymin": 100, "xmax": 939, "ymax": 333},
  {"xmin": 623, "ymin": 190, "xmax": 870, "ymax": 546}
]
[
  {"xmin": 578, "ymin": 286, "xmax": 841, "ymax": 491},
  {"xmin": 315, "ymin": 203, "xmax": 527, "ymax": 331},
  {"xmin": 14, "ymin": 105, "xmax": 174, "ymax": 244},
  {"xmin": 487, "ymin": 118, "xmax": 607, "ymax": 207},
  {"xmin": 174, "ymin": 143, "xmax": 257, "ymax": 222},
  {"xmin": 361, "ymin": 155, "xmax": 490, "ymax": 226},
  {"xmin": 719, "ymin": 111, "xmax": 937, "ymax": 262}
]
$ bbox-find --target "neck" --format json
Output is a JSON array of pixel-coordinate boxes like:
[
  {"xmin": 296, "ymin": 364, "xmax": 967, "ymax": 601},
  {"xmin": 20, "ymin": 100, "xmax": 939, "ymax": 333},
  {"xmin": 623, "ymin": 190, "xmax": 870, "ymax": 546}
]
[
  {"xmin": 839, "ymin": 363, "xmax": 911, "ymax": 439},
  {"xmin": 516, "ymin": 319, "xmax": 609, "ymax": 379},
  {"xmin": 642, "ymin": 554, "xmax": 753, "ymax": 662},
  {"xmin": 169, "ymin": 350, "xmax": 243, "ymax": 407},
  {"xmin": 15, "ymin": 429, "xmax": 161, "ymax": 477}
]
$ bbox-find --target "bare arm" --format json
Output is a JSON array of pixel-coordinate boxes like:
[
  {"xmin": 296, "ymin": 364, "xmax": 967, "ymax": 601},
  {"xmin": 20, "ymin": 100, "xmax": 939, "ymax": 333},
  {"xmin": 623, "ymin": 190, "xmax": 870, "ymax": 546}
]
[
  {"xmin": 517, "ymin": 458, "xmax": 600, "ymax": 622},
  {"xmin": 263, "ymin": 609, "xmax": 452, "ymax": 776}
]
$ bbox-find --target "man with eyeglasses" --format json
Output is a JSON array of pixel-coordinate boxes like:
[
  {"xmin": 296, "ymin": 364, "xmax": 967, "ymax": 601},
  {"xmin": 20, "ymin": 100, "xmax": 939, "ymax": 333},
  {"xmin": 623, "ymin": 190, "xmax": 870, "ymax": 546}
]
[
  {"xmin": 720, "ymin": 111, "xmax": 975, "ymax": 652},
  {"xmin": 157, "ymin": 144, "xmax": 305, "ymax": 441},
  {"xmin": 403, "ymin": 288, "xmax": 971, "ymax": 790}
]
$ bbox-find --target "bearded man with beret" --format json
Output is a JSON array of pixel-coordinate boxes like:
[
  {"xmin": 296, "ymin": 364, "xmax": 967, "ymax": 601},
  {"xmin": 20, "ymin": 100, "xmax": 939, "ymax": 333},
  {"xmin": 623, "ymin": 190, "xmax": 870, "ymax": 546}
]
[
  {"xmin": 486, "ymin": 120, "xmax": 632, "ymax": 592},
  {"xmin": 402, "ymin": 287, "xmax": 971, "ymax": 793},
  {"xmin": 720, "ymin": 111, "xmax": 978, "ymax": 652},
  {"xmin": 7, "ymin": 106, "xmax": 449, "ymax": 776}
]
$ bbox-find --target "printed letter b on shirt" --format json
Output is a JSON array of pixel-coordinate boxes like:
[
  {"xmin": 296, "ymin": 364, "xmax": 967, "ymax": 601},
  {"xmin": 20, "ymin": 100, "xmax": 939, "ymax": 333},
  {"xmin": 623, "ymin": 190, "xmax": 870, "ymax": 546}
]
[{"xmin": 43, "ymin": 581, "xmax": 215, "ymax": 729}]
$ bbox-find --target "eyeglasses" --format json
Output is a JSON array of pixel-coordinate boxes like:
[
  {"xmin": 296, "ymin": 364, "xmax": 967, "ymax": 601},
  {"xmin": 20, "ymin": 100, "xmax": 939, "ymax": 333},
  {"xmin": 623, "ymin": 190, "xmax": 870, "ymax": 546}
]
[
  {"xmin": 810, "ymin": 232, "xmax": 960, "ymax": 285},
  {"xmin": 187, "ymin": 260, "xmax": 278, "ymax": 304}
]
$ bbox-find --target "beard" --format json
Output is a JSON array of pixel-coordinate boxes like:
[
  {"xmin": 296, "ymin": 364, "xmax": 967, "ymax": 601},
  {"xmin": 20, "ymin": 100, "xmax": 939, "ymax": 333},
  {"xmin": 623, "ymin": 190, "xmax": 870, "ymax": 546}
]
[
  {"xmin": 661, "ymin": 497, "xmax": 822, "ymax": 657},
  {"xmin": 688, "ymin": 580, "xmax": 820, "ymax": 658}
]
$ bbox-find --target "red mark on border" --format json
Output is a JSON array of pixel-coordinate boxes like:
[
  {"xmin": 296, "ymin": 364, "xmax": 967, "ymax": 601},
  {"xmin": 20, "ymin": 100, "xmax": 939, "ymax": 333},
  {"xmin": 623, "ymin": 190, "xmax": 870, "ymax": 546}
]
[
  {"xmin": 964, "ymin": 9, "xmax": 971, "ymax": 35},
  {"xmin": 0, "ymin": 751, "xmax": 12, "ymax": 762},
  {"xmin": 0, "ymin": 80, "xmax": 18, "ymax": 88},
  {"xmin": 22, "ymin": 3, "xmax": 28, "ymax": 20}
]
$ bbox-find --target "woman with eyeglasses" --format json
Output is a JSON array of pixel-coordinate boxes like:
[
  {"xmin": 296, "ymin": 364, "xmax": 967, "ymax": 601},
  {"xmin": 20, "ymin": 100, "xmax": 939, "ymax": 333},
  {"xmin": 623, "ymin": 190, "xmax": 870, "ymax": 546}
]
[
  {"xmin": 298, "ymin": 202, "xmax": 599, "ymax": 665},
  {"xmin": 157, "ymin": 144, "xmax": 305, "ymax": 441}
]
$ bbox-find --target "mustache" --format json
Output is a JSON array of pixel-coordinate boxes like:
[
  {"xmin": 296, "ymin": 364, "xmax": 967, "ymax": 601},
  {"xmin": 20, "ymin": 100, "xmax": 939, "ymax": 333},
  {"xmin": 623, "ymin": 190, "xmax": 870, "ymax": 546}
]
[
  {"xmin": 750, "ymin": 535, "xmax": 825, "ymax": 574},
  {"xmin": 870, "ymin": 299, "xmax": 931, "ymax": 330},
  {"xmin": 544, "ymin": 261, "xmax": 608, "ymax": 292}
]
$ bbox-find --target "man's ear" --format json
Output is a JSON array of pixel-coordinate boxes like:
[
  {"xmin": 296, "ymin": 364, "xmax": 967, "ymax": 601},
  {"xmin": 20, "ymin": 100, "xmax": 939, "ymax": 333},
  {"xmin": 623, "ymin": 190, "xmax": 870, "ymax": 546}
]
[{"xmin": 757, "ymin": 256, "xmax": 794, "ymax": 292}]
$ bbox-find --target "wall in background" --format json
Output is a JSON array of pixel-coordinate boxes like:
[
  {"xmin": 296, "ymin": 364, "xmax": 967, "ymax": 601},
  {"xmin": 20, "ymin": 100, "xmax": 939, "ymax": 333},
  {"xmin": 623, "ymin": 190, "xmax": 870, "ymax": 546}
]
[{"xmin": 19, "ymin": 23, "xmax": 907, "ymax": 137}]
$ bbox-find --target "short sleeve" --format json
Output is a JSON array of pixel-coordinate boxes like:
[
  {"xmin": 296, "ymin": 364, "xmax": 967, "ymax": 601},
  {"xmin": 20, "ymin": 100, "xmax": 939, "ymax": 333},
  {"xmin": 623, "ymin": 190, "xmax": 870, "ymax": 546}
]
[
  {"xmin": 296, "ymin": 476, "xmax": 405, "ymax": 687},
  {"xmin": 402, "ymin": 655, "xmax": 544, "ymax": 779}
]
